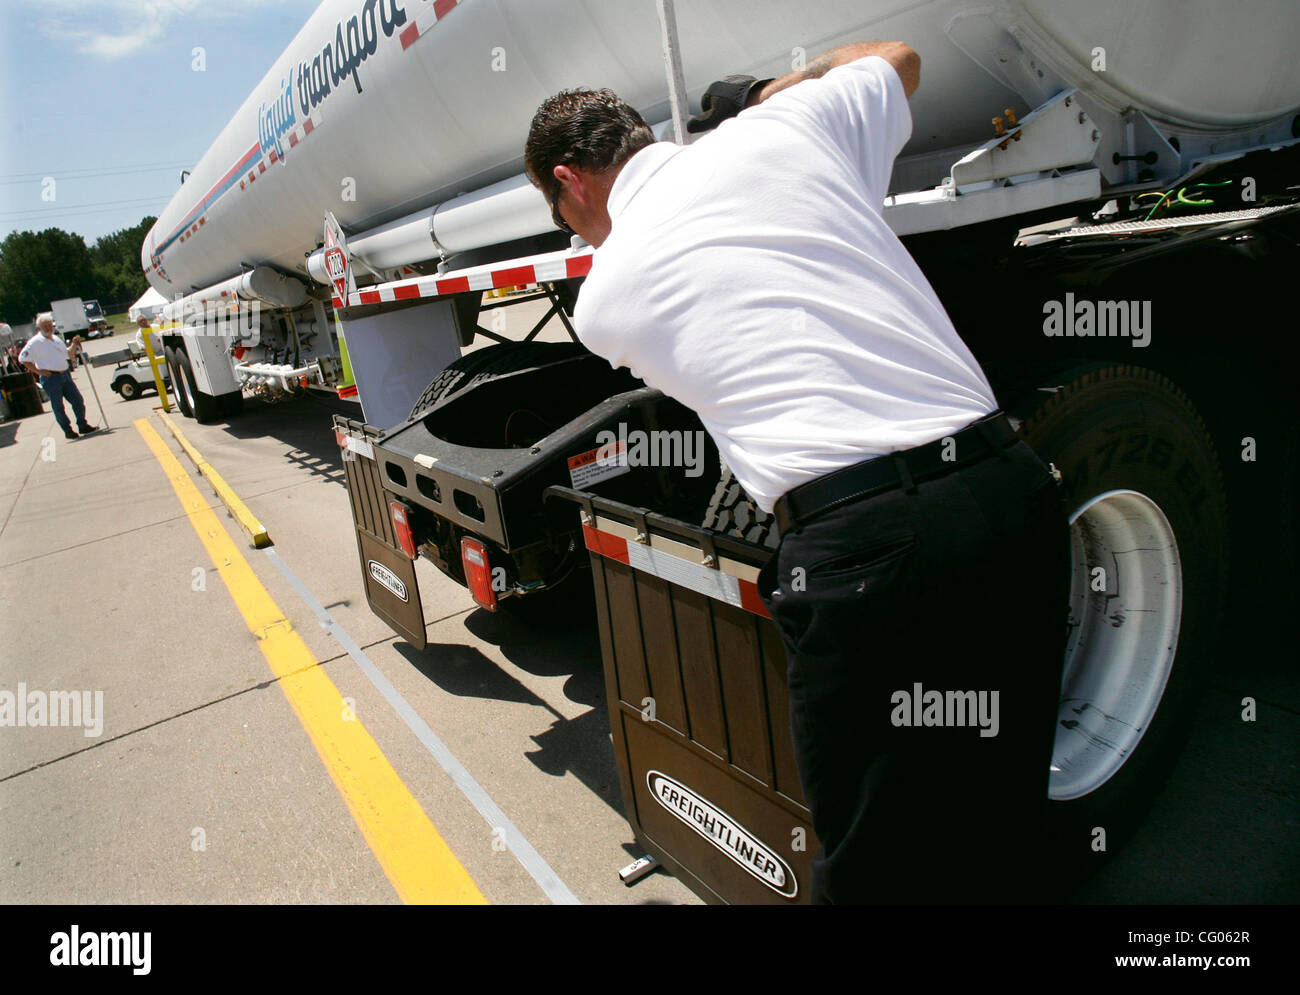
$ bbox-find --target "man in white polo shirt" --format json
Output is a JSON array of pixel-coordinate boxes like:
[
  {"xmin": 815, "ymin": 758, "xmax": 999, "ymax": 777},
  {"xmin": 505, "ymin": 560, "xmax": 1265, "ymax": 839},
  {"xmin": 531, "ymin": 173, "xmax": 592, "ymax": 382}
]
[
  {"xmin": 20, "ymin": 313, "xmax": 98, "ymax": 440},
  {"xmin": 526, "ymin": 42, "xmax": 1068, "ymax": 903}
]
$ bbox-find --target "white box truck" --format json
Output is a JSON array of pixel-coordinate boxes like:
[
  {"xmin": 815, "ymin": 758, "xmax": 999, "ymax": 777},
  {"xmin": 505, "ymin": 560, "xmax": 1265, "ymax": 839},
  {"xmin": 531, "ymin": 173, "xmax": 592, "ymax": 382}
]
[
  {"xmin": 49, "ymin": 297, "xmax": 89, "ymax": 341},
  {"xmin": 140, "ymin": 0, "xmax": 1300, "ymax": 886}
]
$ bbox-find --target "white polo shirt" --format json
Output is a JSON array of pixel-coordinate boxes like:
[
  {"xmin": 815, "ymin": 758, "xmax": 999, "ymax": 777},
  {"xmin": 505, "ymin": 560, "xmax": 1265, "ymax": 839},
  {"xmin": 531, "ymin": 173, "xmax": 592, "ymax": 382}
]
[
  {"xmin": 19, "ymin": 333, "xmax": 72, "ymax": 373},
  {"xmin": 573, "ymin": 56, "xmax": 996, "ymax": 512},
  {"xmin": 134, "ymin": 327, "xmax": 163, "ymax": 355}
]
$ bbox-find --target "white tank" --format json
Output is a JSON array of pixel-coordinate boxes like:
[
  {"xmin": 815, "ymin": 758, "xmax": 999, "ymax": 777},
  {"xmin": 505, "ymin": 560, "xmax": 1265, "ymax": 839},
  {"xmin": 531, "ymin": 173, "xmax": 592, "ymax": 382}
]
[{"xmin": 144, "ymin": 0, "xmax": 1300, "ymax": 297}]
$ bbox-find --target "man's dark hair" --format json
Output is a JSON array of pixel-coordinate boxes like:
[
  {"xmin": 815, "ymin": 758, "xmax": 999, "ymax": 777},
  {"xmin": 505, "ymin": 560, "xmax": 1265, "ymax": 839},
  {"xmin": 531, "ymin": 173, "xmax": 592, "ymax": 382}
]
[{"xmin": 525, "ymin": 88, "xmax": 655, "ymax": 189}]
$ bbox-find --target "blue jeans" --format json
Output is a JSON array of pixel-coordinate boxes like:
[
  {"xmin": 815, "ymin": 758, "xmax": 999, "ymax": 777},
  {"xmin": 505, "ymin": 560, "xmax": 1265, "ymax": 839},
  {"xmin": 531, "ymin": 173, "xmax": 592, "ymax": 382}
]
[{"xmin": 40, "ymin": 371, "xmax": 89, "ymax": 433}]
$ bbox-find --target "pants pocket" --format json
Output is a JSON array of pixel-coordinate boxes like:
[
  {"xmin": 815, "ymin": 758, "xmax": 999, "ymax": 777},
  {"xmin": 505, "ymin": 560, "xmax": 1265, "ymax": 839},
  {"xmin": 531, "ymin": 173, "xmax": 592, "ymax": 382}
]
[
  {"xmin": 791, "ymin": 534, "xmax": 920, "ymax": 658},
  {"xmin": 804, "ymin": 534, "xmax": 917, "ymax": 579}
]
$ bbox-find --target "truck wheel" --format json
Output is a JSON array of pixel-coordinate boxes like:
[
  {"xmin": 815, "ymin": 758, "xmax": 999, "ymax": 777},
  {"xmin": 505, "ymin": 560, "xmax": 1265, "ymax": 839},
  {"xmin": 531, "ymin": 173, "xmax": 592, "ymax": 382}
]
[
  {"xmin": 702, "ymin": 467, "xmax": 779, "ymax": 550},
  {"xmin": 1019, "ymin": 366, "xmax": 1227, "ymax": 865},
  {"xmin": 164, "ymin": 347, "xmax": 193, "ymax": 418},
  {"xmin": 116, "ymin": 378, "xmax": 140, "ymax": 401},
  {"xmin": 176, "ymin": 349, "xmax": 220, "ymax": 423},
  {"xmin": 407, "ymin": 342, "xmax": 587, "ymax": 423}
]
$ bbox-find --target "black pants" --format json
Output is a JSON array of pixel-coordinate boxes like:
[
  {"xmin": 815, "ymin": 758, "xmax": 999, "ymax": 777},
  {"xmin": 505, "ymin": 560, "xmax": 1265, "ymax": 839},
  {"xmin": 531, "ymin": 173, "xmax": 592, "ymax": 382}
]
[{"xmin": 758, "ymin": 438, "xmax": 1070, "ymax": 904}]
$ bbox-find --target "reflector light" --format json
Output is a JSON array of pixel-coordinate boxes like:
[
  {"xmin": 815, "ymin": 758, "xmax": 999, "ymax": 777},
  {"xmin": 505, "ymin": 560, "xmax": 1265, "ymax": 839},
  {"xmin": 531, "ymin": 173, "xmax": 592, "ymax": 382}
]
[
  {"xmin": 460, "ymin": 537, "xmax": 497, "ymax": 611},
  {"xmin": 390, "ymin": 501, "xmax": 417, "ymax": 558}
]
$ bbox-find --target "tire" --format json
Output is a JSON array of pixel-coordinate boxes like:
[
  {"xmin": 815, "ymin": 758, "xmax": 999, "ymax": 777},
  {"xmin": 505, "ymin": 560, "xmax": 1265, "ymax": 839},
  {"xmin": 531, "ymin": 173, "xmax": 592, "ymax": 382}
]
[
  {"xmin": 116, "ymin": 378, "xmax": 140, "ymax": 401},
  {"xmin": 407, "ymin": 342, "xmax": 587, "ymax": 423},
  {"xmin": 702, "ymin": 465, "xmax": 779, "ymax": 550},
  {"xmin": 1019, "ymin": 366, "xmax": 1227, "ymax": 870},
  {"xmin": 164, "ymin": 346, "xmax": 193, "ymax": 418},
  {"xmin": 176, "ymin": 348, "xmax": 220, "ymax": 423}
]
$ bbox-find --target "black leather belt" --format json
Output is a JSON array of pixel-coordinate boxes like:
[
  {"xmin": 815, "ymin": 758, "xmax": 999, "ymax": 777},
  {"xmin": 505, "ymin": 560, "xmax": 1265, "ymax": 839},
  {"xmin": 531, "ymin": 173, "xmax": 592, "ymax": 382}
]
[{"xmin": 773, "ymin": 411, "xmax": 1019, "ymax": 534}]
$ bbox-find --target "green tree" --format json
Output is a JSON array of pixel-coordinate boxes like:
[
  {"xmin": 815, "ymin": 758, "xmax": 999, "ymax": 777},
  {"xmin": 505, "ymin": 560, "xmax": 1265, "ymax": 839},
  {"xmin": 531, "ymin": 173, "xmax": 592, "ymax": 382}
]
[
  {"xmin": 0, "ymin": 228, "xmax": 94, "ymax": 321},
  {"xmin": 89, "ymin": 216, "xmax": 156, "ymax": 310},
  {"xmin": 0, "ymin": 216, "xmax": 157, "ymax": 323}
]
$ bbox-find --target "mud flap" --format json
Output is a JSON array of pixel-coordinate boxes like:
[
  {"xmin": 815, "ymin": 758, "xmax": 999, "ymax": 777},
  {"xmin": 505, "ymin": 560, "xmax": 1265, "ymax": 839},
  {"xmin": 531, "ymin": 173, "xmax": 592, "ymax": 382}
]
[{"xmin": 356, "ymin": 529, "xmax": 426, "ymax": 651}]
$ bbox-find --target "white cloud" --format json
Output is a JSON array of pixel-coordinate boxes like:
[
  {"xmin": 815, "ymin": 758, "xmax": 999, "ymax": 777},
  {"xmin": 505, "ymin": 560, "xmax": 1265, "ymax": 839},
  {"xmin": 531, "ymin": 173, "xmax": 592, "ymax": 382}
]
[
  {"xmin": 70, "ymin": 16, "xmax": 168, "ymax": 60},
  {"xmin": 22, "ymin": 0, "xmax": 291, "ymax": 62},
  {"xmin": 80, "ymin": 25, "xmax": 166, "ymax": 60}
]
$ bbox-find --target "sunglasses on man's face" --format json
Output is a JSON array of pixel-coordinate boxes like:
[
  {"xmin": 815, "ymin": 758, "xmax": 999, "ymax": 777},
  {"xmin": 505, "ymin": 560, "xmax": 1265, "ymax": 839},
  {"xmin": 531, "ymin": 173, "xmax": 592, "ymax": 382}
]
[{"xmin": 550, "ymin": 175, "xmax": 575, "ymax": 236}]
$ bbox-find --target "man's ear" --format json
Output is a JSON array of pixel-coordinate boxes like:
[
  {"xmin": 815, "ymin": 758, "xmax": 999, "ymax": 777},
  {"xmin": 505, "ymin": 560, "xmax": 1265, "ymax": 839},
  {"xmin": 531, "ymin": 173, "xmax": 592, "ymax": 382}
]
[{"xmin": 553, "ymin": 163, "xmax": 585, "ymax": 205}]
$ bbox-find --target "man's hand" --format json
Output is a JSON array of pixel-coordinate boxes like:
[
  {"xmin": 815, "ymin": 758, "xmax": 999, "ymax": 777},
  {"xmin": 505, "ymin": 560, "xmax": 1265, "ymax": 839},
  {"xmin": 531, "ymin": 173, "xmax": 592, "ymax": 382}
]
[
  {"xmin": 684, "ymin": 41, "xmax": 919, "ymax": 136},
  {"xmin": 750, "ymin": 41, "xmax": 920, "ymax": 103},
  {"xmin": 686, "ymin": 75, "xmax": 775, "ymax": 134}
]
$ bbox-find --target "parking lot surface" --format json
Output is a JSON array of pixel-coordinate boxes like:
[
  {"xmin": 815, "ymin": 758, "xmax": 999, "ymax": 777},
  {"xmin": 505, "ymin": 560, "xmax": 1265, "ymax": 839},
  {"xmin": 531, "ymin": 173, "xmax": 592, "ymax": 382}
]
[{"xmin": 1, "ymin": 328, "xmax": 1296, "ymax": 904}]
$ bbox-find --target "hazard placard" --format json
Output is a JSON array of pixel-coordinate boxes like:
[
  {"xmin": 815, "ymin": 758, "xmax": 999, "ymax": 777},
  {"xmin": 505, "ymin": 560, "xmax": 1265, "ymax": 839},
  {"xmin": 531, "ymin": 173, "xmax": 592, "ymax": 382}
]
[{"xmin": 324, "ymin": 211, "xmax": 356, "ymax": 305}]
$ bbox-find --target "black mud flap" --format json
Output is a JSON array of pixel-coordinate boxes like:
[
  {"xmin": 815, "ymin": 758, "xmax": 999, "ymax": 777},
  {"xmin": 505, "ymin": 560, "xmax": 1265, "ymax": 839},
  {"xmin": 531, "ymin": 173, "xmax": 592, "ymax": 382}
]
[
  {"xmin": 337, "ymin": 416, "xmax": 427, "ymax": 650},
  {"xmin": 356, "ymin": 529, "xmax": 426, "ymax": 651}
]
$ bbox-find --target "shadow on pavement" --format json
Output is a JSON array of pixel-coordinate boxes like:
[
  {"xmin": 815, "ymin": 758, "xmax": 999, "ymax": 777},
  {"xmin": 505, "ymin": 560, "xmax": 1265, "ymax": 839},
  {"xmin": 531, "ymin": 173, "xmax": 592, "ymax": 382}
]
[
  {"xmin": 213, "ymin": 394, "xmax": 353, "ymax": 486},
  {"xmin": 394, "ymin": 604, "xmax": 626, "ymax": 820}
]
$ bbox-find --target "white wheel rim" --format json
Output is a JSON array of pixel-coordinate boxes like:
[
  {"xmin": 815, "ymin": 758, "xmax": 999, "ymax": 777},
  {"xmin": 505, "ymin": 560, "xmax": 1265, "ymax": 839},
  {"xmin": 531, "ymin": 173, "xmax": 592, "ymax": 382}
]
[
  {"xmin": 1049, "ymin": 489, "xmax": 1183, "ymax": 801},
  {"xmin": 181, "ymin": 367, "xmax": 197, "ymax": 409}
]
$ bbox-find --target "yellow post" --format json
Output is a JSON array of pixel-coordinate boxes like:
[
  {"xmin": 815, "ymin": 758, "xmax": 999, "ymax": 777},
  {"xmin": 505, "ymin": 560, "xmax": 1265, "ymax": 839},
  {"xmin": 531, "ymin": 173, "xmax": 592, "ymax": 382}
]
[{"xmin": 140, "ymin": 323, "xmax": 170, "ymax": 412}]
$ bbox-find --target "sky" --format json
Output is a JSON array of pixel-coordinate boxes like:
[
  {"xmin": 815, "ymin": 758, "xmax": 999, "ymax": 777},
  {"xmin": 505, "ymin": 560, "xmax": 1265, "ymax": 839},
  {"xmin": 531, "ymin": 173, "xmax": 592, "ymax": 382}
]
[{"xmin": 0, "ymin": 0, "xmax": 321, "ymax": 245}]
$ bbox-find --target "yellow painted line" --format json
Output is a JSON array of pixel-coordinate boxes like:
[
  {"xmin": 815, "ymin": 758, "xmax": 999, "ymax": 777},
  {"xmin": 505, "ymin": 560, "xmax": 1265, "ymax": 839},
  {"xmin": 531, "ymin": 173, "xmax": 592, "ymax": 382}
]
[
  {"xmin": 134, "ymin": 417, "xmax": 486, "ymax": 905},
  {"xmin": 156, "ymin": 410, "xmax": 270, "ymax": 547}
]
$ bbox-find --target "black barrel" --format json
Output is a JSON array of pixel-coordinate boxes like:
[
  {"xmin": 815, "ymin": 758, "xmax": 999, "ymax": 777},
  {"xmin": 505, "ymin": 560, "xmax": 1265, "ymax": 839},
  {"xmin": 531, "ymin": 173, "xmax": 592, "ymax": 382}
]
[{"xmin": 1, "ymin": 372, "xmax": 44, "ymax": 418}]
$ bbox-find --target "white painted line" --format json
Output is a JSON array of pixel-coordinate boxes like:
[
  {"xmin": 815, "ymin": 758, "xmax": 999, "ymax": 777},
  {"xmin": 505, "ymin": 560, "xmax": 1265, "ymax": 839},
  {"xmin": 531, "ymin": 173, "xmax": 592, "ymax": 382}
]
[{"xmin": 263, "ymin": 547, "xmax": 581, "ymax": 905}]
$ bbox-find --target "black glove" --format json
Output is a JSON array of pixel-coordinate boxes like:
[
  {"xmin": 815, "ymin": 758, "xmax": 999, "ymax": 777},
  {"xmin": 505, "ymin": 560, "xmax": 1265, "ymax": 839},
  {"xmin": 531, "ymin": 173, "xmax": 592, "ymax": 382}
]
[{"xmin": 685, "ymin": 75, "xmax": 774, "ymax": 134}]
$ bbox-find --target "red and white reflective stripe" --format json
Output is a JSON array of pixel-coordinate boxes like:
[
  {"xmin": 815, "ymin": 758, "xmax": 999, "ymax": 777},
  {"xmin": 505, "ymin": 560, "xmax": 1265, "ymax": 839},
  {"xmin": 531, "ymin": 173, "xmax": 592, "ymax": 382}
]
[
  {"xmin": 400, "ymin": 0, "xmax": 460, "ymax": 50},
  {"xmin": 332, "ymin": 248, "xmax": 594, "ymax": 308},
  {"xmin": 239, "ymin": 112, "xmax": 321, "ymax": 191},
  {"xmin": 582, "ymin": 522, "xmax": 771, "ymax": 619}
]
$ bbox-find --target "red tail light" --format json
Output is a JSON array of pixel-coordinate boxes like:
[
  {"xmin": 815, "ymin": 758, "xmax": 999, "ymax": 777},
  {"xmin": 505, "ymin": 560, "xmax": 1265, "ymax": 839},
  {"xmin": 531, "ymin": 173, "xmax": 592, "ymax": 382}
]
[
  {"xmin": 460, "ymin": 537, "xmax": 498, "ymax": 611},
  {"xmin": 390, "ymin": 500, "xmax": 417, "ymax": 558}
]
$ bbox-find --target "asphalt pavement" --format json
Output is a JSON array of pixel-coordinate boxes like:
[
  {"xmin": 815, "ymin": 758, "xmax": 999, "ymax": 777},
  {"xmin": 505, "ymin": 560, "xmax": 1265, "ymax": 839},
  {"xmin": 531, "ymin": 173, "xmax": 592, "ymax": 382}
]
[{"xmin": 1, "ymin": 325, "xmax": 1295, "ymax": 905}]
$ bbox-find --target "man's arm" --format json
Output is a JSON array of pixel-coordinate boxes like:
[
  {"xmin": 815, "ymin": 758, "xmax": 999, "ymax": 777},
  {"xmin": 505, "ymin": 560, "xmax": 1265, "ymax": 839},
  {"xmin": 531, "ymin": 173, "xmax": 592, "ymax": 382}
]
[{"xmin": 749, "ymin": 41, "xmax": 919, "ymax": 103}]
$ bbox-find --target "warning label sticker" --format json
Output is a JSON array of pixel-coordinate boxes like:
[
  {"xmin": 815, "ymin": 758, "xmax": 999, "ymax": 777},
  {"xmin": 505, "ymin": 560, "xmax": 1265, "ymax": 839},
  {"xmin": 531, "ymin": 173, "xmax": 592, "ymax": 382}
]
[{"xmin": 568, "ymin": 440, "xmax": 629, "ymax": 490}]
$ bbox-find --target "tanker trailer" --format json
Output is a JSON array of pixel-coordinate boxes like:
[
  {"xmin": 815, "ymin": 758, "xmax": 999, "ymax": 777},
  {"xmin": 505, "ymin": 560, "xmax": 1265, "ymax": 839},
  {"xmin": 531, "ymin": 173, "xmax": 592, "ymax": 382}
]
[{"xmin": 146, "ymin": 0, "xmax": 1300, "ymax": 887}]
